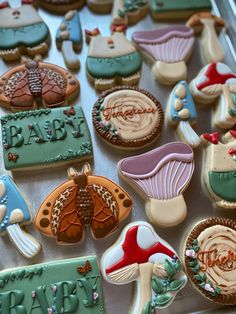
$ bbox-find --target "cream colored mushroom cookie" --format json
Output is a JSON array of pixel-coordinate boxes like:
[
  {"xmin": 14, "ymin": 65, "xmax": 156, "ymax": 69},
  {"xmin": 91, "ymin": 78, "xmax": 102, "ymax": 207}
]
[
  {"xmin": 0, "ymin": 175, "xmax": 41, "ymax": 258},
  {"xmin": 101, "ymin": 221, "xmax": 187, "ymax": 314},
  {"xmin": 190, "ymin": 62, "xmax": 236, "ymax": 129}
]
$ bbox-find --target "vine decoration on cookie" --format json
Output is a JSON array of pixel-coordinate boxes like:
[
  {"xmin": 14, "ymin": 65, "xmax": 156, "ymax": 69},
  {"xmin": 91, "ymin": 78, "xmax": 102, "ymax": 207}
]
[{"xmin": 185, "ymin": 239, "xmax": 221, "ymax": 297}]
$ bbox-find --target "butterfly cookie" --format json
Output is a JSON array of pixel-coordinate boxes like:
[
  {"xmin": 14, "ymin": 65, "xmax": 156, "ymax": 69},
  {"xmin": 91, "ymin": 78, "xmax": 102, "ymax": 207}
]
[
  {"xmin": 0, "ymin": 60, "xmax": 80, "ymax": 111},
  {"xmin": 35, "ymin": 163, "xmax": 132, "ymax": 244}
]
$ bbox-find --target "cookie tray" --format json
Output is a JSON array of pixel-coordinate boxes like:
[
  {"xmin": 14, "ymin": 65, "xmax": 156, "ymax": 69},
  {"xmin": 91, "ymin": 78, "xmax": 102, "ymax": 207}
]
[{"xmin": 0, "ymin": 1, "xmax": 236, "ymax": 313}]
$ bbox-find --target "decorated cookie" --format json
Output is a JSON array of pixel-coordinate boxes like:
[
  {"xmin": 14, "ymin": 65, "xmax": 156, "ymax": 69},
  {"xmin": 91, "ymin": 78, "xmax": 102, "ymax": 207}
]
[
  {"xmin": 201, "ymin": 130, "xmax": 236, "ymax": 209},
  {"xmin": 56, "ymin": 10, "xmax": 82, "ymax": 70},
  {"xmin": 187, "ymin": 12, "xmax": 225, "ymax": 64},
  {"xmin": 132, "ymin": 26, "xmax": 194, "ymax": 85},
  {"xmin": 190, "ymin": 63, "xmax": 236, "ymax": 129},
  {"xmin": 150, "ymin": 0, "xmax": 212, "ymax": 21},
  {"xmin": 111, "ymin": 0, "xmax": 148, "ymax": 27},
  {"xmin": 39, "ymin": 0, "xmax": 85, "ymax": 13},
  {"xmin": 87, "ymin": 0, "xmax": 113, "ymax": 13},
  {"xmin": 92, "ymin": 86, "xmax": 164, "ymax": 150},
  {"xmin": 118, "ymin": 142, "xmax": 194, "ymax": 227},
  {"xmin": 86, "ymin": 29, "xmax": 142, "ymax": 91},
  {"xmin": 184, "ymin": 217, "xmax": 236, "ymax": 305},
  {"xmin": 167, "ymin": 81, "xmax": 200, "ymax": 148},
  {"xmin": 0, "ymin": 175, "xmax": 41, "ymax": 258},
  {"xmin": 101, "ymin": 221, "xmax": 187, "ymax": 314},
  {"xmin": 0, "ymin": 256, "xmax": 104, "ymax": 313},
  {"xmin": 0, "ymin": 1, "xmax": 50, "ymax": 61},
  {"xmin": 35, "ymin": 163, "xmax": 132, "ymax": 244},
  {"xmin": 0, "ymin": 60, "xmax": 80, "ymax": 111},
  {"xmin": 1, "ymin": 106, "xmax": 92, "ymax": 171}
]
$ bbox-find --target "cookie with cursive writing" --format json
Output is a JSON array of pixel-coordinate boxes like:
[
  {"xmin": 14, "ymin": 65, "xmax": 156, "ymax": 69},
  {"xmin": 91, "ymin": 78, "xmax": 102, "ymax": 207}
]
[
  {"xmin": 92, "ymin": 86, "xmax": 164, "ymax": 150},
  {"xmin": 184, "ymin": 217, "xmax": 236, "ymax": 305},
  {"xmin": 1, "ymin": 106, "xmax": 93, "ymax": 171}
]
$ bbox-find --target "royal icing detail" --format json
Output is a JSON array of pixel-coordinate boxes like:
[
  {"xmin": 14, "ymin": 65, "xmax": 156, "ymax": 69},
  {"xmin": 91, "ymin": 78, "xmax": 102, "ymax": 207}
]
[
  {"xmin": 190, "ymin": 63, "xmax": 236, "ymax": 129},
  {"xmin": 86, "ymin": 30, "xmax": 142, "ymax": 91},
  {"xmin": 92, "ymin": 87, "xmax": 164, "ymax": 150},
  {"xmin": 201, "ymin": 131, "xmax": 236, "ymax": 208},
  {"xmin": 0, "ymin": 175, "xmax": 41, "ymax": 258},
  {"xmin": 168, "ymin": 81, "xmax": 200, "ymax": 147},
  {"xmin": 184, "ymin": 218, "xmax": 236, "ymax": 304},
  {"xmin": 35, "ymin": 163, "xmax": 132, "ymax": 244},
  {"xmin": 0, "ymin": 4, "xmax": 50, "ymax": 61},
  {"xmin": 56, "ymin": 10, "xmax": 82, "ymax": 70},
  {"xmin": 102, "ymin": 221, "xmax": 187, "ymax": 314},
  {"xmin": 0, "ymin": 60, "xmax": 79, "ymax": 111},
  {"xmin": 1, "ymin": 106, "xmax": 92, "ymax": 171},
  {"xmin": 118, "ymin": 142, "xmax": 194, "ymax": 227},
  {"xmin": 132, "ymin": 26, "xmax": 194, "ymax": 85},
  {"xmin": 0, "ymin": 256, "xmax": 104, "ymax": 313}
]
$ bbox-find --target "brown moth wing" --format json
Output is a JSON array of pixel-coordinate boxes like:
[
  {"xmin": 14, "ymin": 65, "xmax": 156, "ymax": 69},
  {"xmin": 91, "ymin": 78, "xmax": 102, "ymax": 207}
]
[
  {"xmin": 56, "ymin": 184, "xmax": 84, "ymax": 243},
  {"xmin": 87, "ymin": 185, "xmax": 118, "ymax": 239},
  {"xmin": 87, "ymin": 175, "xmax": 132, "ymax": 221}
]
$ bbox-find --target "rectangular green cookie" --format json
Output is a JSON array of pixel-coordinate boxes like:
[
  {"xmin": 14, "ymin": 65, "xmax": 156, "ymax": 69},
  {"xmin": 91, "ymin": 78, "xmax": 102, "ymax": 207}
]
[
  {"xmin": 0, "ymin": 256, "xmax": 104, "ymax": 314},
  {"xmin": 1, "ymin": 106, "xmax": 93, "ymax": 171},
  {"xmin": 151, "ymin": 0, "xmax": 212, "ymax": 12}
]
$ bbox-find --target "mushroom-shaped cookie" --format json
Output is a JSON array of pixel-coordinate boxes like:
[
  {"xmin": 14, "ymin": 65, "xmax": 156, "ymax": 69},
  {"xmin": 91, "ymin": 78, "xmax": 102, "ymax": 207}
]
[
  {"xmin": 132, "ymin": 26, "xmax": 194, "ymax": 85},
  {"xmin": 190, "ymin": 62, "xmax": 236, "ymax": 129},
  {"xmin": 187, "ymin": 12, "xmax": 225, "ymax": 64},
  {"xmin": 118, "ymin": 142, "xmax": 194, "ymax": 227},
  {"xmin": 101, "ymin": 221, "xmax": 187, "ymax": 314},
  {"xmin": 0, "ymin": 175, "xmax": 41, "ymax": 258},
  {"xmin": 167, "ymin": 80, "xmax": 200, "ymax": 148}
]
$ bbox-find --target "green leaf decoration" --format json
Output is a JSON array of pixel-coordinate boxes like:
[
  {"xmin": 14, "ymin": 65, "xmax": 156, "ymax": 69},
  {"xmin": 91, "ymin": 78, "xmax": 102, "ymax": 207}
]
[
  {"xmin": 118, "ymin": 9, "xmax": 125, "ymax": 17},
  {"xmin": 189, "ymin": 260, "xmax": 198, "ymax": 267},
  {"xmin": 152, "ymin": 276, "xmax": 165, "ymax": 294},
  {"xmin": 200, "ymin": 282, "xmax": 206, "ymax": 289},
  {"xmin": 155, "ymin": 294, "xmax": 173, "ymax": 307},
  {"xmin": 201, "ymin": 273, "xmax": 207, "ymax": 281},
  {"xmin": 168, "ymin": 279, "xmax": 185, "ymax": 291},
  {"xmin": 174, "ymin": 260, "xmax": 181, "ymax": 272},
  {"xmin": 192, "ymin": 264, "xmax": 200, "ymax": 274},
  {"xmin": 164, "ymin": 259, "xmax": 176, "ymax": 278},
  {"xmin": 193, "ymin": 239, "xmax": 198, "ymax": 246},
  {"xmin": 141, "ymin": 301, "xmax": 152, "ymax": 314},
  {"xmin": 214, "ymin": 287, "xmax": 221, "ymax": 295},
  {"xmin": 192, "ymin": 245, "xmax": 200, "ymax": 252},
  {"xmin": 194, "ymin": 274, "xmax": 202, "ymax": 281}
]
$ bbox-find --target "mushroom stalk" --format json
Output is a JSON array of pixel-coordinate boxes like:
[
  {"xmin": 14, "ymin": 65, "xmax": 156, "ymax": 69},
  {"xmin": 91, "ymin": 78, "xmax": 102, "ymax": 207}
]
[
  {"xmin": 200, "ymin": 19, "xmax": 224, "ymax": 63},
  {"xmin": 133, "ymin": 262, "xmax": 153, "ymax": 314},
  {"xmin": 152, "ymin": 61, "xmax": 187, "ymax": 85},
  {"xmin": 177, "ymin": 121, "xmax": 201, "ymax": 148},
  {"xmin": 61, "ymin": 40, "xmax": 80, "ymax": 70}
]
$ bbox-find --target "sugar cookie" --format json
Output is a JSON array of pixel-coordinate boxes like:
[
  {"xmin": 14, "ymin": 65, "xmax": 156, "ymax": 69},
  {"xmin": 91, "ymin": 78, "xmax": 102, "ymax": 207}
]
[
  {"xmin": 39, "ymin": 0, "xmax": 85, "ymax": 13},
  {"xmin": 87, "ymin": 0, "xmax": 113, "ymax": 13}
]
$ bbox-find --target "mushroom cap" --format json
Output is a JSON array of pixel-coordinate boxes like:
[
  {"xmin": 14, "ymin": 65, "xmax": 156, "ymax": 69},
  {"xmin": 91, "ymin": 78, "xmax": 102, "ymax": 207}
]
[
  {"xmin": 101, "ymin": 221, "xmax": 176, "ymax": 285},
  {"xmin": 186, "ymin": 12, "xmax": 225, "ymax": 33}
]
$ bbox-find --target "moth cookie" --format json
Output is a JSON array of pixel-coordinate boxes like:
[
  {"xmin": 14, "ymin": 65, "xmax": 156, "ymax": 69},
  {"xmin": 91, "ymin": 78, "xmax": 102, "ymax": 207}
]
[
  {"xmin": 39, "ymin": 0, "xmax": 85, "ymax": 13},
  {"xmin": 184, "ymin": 217, "xmax": 236, "ymax": 305},
  {"xmin": 0, "ymin": 175, "xmax": 41, "ymax": 258},
  {"xmin": 56, "ymin": 10, "xmax": 82, "ymax": 70},
  {"xmin": 167, "ymin": 81, "xmax": 200, "ymax": 148},
  {"xmin": 111, "ymin": 0, "xmax": 148, "ymax": 27},
  {"xmin": 87, "ymin": 0, "xmax": 113, "ymax": 13},
  {"xmin": 190, "ymin": 63, "xmax": 236, "ymax": 129},
  {"xmin": 1, "ymin": 106, "xmax": 92, "ymax": 171},
  {"xmin": 0, "ymin": 60, "xmax": 80, "ymax": 111},
  {"xmin": 92, "ymin": 86, "xmax": 164, "ymax": 150},
  {"xmin": 0, "ymin": 1, "xmax": 50, "ymax": 61},
  {"xmin": 150, "ymin": 0, "xmax": 212, "ymax": 21},
  {"xmin": 35, "ymin": 163, "xmax": 132, "ymax": 244},
  {"xmin": 102, "ymin": 221, "xmax": 187, "ymax": 314},
  {"xmin": 0, "ymin": 256, "xmax": 104, "ymax": 313},
  {"xmin": 132, "ymin": 26, "xmax": 194, "ymax": 85},
  {"xmin": 187, "ymin": 13, "xmax": 225, "ymax": 64},
  {"xmin": 201, "ymin": 130, "xmax": 236, "ymax": 209},
  {"xmin": 118, "ymin": 142, "xmax": 194, "ymax": 227},
  {"xmin": 86, "ymin": 28, "xmax": 142, "ymax": 91}
]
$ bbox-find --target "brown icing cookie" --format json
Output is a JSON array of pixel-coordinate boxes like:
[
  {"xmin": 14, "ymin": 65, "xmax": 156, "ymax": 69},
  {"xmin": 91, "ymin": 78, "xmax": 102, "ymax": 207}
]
[
  {"xmin": 34, "ymin": 163, "xmax": 132, "ymax": 244},
  {"xmin": 92, "ymin": 86, "xmax": 164, "ymax": 150},
  {"xmin": 39, "ymin": 0, "xmax": 85, "ymax": 13},
  {"xmin": 0, "ymin": 60, "xmax": 80, "ymax": 111},
  {"xmin": 184, "ymin": 217, "xmax": 236, "ymax": 305}
]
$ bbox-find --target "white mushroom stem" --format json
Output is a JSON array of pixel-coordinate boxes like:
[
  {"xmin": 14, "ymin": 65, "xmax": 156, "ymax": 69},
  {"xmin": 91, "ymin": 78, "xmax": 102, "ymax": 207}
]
[
  {"xmin": 61, "ymin": 40, "xmax": 80, "ymax": 70},
  {"xmin": 176, "ymin": 121, "xmax": 201, "ymax": 148},
  {"xmin": 200, "ymin": 18, "xmax": 224, "ymax": 63},
  {"xmin": 7, "ymin": 224, "xmax": 41, "ymax": 259},
  {"xmin": 152, "ymin": 61, "xmax": 187, "ymax": 85}
]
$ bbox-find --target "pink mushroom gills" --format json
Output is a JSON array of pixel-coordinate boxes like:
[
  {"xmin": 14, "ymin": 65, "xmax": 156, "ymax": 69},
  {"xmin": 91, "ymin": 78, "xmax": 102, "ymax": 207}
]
[
  {"xmin": 101, "ymin": 222, "xmax": 187, "ymax": 314},
  {"xmin": 118, "ymin": 142, "xmax": 194, "ymax": 227},
  {"xmin": 190, "ymin": 63, "xmax": 236, "ymax": 129}
]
